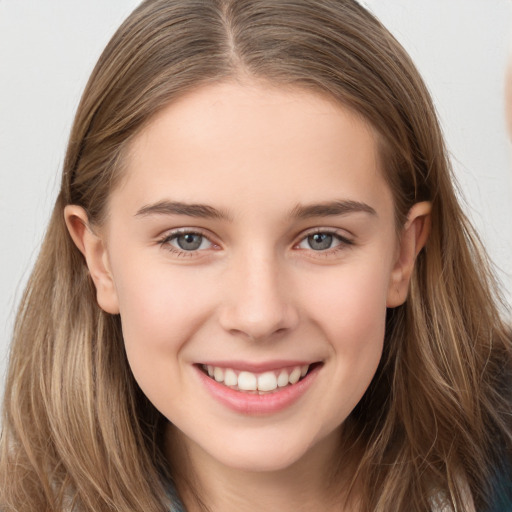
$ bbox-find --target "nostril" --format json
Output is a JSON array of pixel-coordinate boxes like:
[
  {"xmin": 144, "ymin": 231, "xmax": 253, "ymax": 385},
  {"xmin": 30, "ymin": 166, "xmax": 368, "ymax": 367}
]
[{"xmin": 218, "ymin": 301, "xmax": 300, "ymax": 341}]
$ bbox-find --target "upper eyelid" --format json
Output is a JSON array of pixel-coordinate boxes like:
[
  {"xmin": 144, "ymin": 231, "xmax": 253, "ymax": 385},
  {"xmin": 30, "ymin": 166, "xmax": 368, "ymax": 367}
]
[
  {"xmin": 292, "ymin": 229, "xmax": 355, "ymax": 256},
  {"xmin": 160, "ymin": 227, "xmax": 215, "ymax": 241},
  {"xmin": 158, "ymin": 229, "xmax": 217, "ymax": 257},
  {"xmin": 295, "ymin": 227, "xmax": 354, "ymax": 242},
  {"xmin": 157, "ymin": 228, "xmax": 217, "ymax": 252}
]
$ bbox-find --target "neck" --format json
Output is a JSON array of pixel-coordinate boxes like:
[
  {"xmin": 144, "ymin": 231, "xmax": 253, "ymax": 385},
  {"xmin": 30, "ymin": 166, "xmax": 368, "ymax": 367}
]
[{"xmin": 165, "ymin": 424, "xmax": 358, "ymax": 512}]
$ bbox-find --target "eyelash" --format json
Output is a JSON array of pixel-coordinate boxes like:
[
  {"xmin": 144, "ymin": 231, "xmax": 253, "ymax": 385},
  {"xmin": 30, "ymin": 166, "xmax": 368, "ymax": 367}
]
[
  {"xmin": 157, "ymin": 228, "xmax": 354, "ymax": 258},
  {"xmin": 294, "ymin": 229, "xmax": 354, "ymax": 256},
  {"xmin": 158, "ymin": 228, "xmax": 217, "ymax": 257}
]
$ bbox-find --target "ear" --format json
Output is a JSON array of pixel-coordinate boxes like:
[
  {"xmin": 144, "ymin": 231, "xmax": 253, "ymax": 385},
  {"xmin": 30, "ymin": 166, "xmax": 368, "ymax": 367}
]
[
  {"xmin": 386, "ymin": 201, "xmax": 431, "ymax": 308},
  {"xmin": 64, "ymin": 205, "xmax": 120, "ymax": 314}
]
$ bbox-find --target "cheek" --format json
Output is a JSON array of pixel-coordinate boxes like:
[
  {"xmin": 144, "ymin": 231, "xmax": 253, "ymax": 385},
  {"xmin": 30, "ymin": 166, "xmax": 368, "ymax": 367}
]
[
  {"xmin": 298, "ymin": 257, "xmax": 391, "ymax": 405},
  {"xmin": 111, "ymin": 259, "xmax": 224, "ymax": 413},
  {"xmin": 109, "ymin": 252, "xmax": 217, "ymax": 371},
  {"xmin": 302, "ymin": 256, "xmax": 391, "ymax": 338}
]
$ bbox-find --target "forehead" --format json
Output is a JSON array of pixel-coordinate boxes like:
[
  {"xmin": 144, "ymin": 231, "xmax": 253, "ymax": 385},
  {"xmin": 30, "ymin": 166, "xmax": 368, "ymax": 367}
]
[{"xmin": 112, "ymin": 81, "xmax": 392, "ymax": 219}]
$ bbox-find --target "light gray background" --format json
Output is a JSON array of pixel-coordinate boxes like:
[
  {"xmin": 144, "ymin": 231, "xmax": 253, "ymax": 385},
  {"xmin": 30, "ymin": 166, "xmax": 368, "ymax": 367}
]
[{"xmin": 1, "ymin": 1, "xmax": 512, "ymax": 395}]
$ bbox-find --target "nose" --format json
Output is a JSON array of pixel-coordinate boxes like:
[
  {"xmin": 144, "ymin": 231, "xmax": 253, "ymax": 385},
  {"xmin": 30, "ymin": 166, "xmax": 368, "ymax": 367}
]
[{"xmin": 218, "ymin": 250, "xmax": 299, "ymax": 341}]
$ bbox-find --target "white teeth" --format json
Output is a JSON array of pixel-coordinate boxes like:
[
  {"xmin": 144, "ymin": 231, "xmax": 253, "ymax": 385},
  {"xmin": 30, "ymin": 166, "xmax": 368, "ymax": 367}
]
[
  {"xmin": 203, "ymin": 364, "xmax": 312, "ymax": 392},
  {"xmin": 213, "ymin": 367, "xmax": 224, "ymax": 382},
  {"xmin": 224, "ymin": 368, "xmax": 238, "ymax": 387},
  {"xmin": 289, "ymin": 367, "xmax": 301, "ymax": 384},
  {"xmin": 238, "ymin": 371, "xmax": 257, "ymax": 391},
  {"xmin": 257, "ymin": 372, "xmax": 278, "ymax": 392},
  {"xmin": 277, "ymin": 370, "xmax": 289, "ymax": 387}
]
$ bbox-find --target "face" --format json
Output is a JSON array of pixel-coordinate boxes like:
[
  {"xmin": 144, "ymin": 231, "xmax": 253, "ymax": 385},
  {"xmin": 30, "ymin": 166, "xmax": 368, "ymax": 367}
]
[{"xmin": 70, "ymin": 81, "xmax": 419, "ymax": 475}]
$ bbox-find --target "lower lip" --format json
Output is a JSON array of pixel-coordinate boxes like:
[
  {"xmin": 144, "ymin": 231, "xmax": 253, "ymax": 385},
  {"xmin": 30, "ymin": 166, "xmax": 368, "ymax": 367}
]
[{"xmin": 195, "ymin": 365, "xmax": 321, "ymax": 415}]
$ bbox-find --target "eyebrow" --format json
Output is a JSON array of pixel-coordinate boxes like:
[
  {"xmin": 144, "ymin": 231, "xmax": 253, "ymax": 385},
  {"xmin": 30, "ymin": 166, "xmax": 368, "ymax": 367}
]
[
  {"xmin": 289, "ymin": 200, "xmax": 377, "ymax": 219},
  {"xmin": 135, "ymin": 198, "xmax": 376, "ymax": 221},
  {"xmin": 135, "ymin": 200, "xmax": 231, "ymax": 220}
]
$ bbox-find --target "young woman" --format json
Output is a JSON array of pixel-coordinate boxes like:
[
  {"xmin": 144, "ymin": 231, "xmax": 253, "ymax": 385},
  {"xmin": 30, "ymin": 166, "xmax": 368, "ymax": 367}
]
[{"xmin": 1, "ymin": 1, "xmax": 511, "ymax": 511}]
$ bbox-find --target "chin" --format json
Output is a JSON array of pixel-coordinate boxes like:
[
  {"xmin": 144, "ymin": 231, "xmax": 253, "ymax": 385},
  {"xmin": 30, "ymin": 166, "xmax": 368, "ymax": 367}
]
[
  {"xmin": 211, "ymin": 443, "xmax": 308, "ymax": 473},
  {"xmin": 199, "ymin": 424, "xmax": 331, "ymax": 474}
]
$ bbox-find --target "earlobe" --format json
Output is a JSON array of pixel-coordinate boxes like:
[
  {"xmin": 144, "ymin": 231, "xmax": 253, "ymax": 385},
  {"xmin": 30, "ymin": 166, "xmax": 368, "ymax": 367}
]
[
  {"xmin": 64, "ymin": 205, "xmax": 120, "ymax": 314},
  {"xmin": 386, "ymin": 201, "xmax": 431, "ymax": 308}
]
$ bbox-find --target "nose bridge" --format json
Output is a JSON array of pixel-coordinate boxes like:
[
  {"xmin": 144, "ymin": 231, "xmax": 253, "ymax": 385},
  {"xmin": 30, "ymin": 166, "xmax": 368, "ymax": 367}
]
[{"xmin": 219, "ymin": 245, "xmax": 298, "ymax": 340}]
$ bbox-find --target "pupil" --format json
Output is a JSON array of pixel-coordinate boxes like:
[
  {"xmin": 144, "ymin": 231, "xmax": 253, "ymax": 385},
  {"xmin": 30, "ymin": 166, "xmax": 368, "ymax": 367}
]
[
  {"xmin": 178, "ymin": 233, "xmax": 202, "ymax": 250},
  {"xmin": 309, "ymin": 233, "xmax": 332, "ymax": 250}
]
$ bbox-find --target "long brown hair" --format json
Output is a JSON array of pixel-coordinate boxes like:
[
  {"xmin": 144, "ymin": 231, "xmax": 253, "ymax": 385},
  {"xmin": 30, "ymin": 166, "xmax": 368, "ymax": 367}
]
[{"xmin": 1, "ymin": 1, "xmax": 511, "ymax": 510}]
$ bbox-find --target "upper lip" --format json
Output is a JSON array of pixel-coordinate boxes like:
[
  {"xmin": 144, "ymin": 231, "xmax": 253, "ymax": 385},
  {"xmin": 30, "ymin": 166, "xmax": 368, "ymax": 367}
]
[{"xmin": 197, "ymin": 360, "xmax": 321, "ymax": 372}]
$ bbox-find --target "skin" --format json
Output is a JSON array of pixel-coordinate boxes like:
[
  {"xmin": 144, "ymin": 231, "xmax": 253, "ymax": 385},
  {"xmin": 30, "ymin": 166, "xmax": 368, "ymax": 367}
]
[{"xmin": 66, "ymin": 81, "xmax": 430, "ymax": 512}]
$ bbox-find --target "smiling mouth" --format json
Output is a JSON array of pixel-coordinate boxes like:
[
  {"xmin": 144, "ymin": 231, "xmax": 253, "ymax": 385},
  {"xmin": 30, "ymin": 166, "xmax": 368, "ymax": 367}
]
[{"xmin": 199, "ymin": 363, "xmax": 321, "ymax": 395}]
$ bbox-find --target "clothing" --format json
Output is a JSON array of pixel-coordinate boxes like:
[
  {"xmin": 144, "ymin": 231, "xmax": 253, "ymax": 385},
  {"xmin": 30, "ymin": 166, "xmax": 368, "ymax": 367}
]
[
  {"xmin": 489, "ymin": 493, "xmax": 512, "ymax": 512},
  {"xmin": 489, "ymin": 466, "xmax": 512, "ymax": 512},
  {"xmin": 166, "ymin": 481, "xmax": 186, "ymax": 512},
  {"xmin": 165, "ymin": 473, "xmax": 512, "ymax": 512}
]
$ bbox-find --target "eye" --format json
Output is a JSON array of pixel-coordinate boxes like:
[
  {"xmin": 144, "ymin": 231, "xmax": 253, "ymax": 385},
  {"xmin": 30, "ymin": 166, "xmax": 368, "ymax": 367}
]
[
  {"xmin": 296, "ymin": 230, "xmax": 353, "ymax": 252},
  {"xmin": 172, "ymin": 233, "xmax": 210, "ymax": 251},
  {"xmin": 159, "ymin": 230, "xmax": 215, "ymax": 254},
  {"xmin": 303, "ymin": 233, "xmax": 335, "ymax": 251}
]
